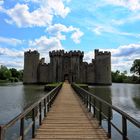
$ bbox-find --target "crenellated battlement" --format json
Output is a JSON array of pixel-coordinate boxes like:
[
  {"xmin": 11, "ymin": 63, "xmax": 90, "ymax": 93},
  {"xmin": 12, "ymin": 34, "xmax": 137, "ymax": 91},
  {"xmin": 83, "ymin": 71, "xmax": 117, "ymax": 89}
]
[
  {"xmin": 25, "ymin": 50, "xmax": 39, "ymax": 56},
  {"xmin": 95, "ymin": 49, "xmax": 111, "ymax": 57},
  {"xmin": 49, "ymin": 50, "xmax": 84, "ymax": 57}
]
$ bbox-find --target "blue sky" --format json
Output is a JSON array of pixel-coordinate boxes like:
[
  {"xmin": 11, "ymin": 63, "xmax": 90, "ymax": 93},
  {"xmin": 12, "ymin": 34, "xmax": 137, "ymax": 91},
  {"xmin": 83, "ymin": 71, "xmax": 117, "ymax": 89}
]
[{"xmin": 0, "ymin": 0, "xmax": 140, "ymax": 73}]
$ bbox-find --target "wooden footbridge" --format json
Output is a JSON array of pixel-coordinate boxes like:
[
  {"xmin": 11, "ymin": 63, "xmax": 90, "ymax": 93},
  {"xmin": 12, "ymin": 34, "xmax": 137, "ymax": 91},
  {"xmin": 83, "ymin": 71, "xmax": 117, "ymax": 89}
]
[
  {"xmin": 0, "ymin": 82, "xmax": 140, "ymax": 140},
  {"xmin": 33, "ymin": 82, "xmax": 108, "ymax": 140}
]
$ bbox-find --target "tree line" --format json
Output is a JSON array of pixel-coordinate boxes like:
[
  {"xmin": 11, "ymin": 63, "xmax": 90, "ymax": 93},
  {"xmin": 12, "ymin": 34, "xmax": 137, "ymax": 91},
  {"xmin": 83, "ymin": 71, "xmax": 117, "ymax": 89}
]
[
  {"xmin": 0, "ymin": 65, "xmax": 23, "ymax": 83},
  {"xmin": 112, "ymin": 59, "xmax": 140, "ymax": 84}
]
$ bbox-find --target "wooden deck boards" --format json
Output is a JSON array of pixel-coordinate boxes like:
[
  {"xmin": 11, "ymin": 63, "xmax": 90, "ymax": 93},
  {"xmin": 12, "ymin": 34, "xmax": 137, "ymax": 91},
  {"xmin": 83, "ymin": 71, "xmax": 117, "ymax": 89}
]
[{"xmin": 33, "ymin": 82, "xmax": 109, "ymax": 140}]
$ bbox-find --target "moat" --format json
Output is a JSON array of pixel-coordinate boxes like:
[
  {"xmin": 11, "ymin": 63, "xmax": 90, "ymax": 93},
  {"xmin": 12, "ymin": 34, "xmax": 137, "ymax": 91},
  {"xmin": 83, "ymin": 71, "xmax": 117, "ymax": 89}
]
[{"xmin": 0, "ymin": 83, "xmax": 140, "ymax": 139}]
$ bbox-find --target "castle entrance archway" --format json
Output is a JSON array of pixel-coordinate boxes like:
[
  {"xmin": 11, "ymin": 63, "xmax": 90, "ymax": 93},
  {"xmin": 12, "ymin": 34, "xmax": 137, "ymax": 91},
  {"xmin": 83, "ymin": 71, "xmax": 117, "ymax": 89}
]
[{"xmin": 64, "ymin": 74, "xmax": 69, "ymax": 82}]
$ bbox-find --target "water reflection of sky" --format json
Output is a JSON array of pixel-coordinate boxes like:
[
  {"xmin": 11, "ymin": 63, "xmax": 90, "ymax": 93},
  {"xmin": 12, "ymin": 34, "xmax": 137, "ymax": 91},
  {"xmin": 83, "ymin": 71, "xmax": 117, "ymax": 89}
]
[
  {"xmin": 90, "ymin": 83, "xmax": 140, "ymax": 121},
  {"xmin": 0, "ymin": 83, "xmax": 46, "ymax": 124},
  {"xmin": 111, "ymin": 83, "xmax": 140, "ymax": 120}
]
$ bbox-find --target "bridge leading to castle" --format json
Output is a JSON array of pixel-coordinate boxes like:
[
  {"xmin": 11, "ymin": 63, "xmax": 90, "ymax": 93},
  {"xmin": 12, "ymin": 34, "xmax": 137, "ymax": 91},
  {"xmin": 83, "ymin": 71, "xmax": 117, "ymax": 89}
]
[
  {"xmin": 32, "ymin": 82, "xmax": 108, "ymax": 140},
  {"xmin": 0, "ymin": 82, "xmax": 140, "ymax": 140}
]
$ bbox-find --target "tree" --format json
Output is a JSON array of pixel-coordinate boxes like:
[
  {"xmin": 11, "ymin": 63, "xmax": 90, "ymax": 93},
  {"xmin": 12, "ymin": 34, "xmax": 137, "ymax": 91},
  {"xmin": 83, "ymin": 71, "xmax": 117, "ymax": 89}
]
[
  {"xmin": 130, "ymin": 59, "xmax": 140, "ymax": 77},
  {"xmin": 9, "ymin": 68, "xmax": 19, "ymax": 78},
  {"xmin": 0, "ymin": 65, "xmax": 12, "ymax": 80}
]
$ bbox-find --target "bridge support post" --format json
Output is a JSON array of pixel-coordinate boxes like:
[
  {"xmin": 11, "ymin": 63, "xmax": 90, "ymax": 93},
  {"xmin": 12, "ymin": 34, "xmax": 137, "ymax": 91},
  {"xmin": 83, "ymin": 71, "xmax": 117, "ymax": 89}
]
[
  {"xmin": 122, "ymin": 116, "xmax": 127, "ymax": 140},
  {"xmin": 107, "ymin": 107, "xmax": 111, "ymax": 138},
  {"xmin": 0, "ymin": 126, "xmax": 3, "ymax": 140},
  {"xmin": 99, "ymin": 102, "xmax": 102, "ymax": 126},
  {"xmin": 39, "ymin": 102, "xmax": 42, "ymax": 125},
  {"xmin": 93, "ymin": 98, "xmax": 96, "ymax": 117},
  {"xmin": 44, "ymin": 99, "xmax": 47, "ymax": 117},
  {"xmin": 20, "ymin": 118, "xmax": 24, "ymax": 140},
  {"xmin": 32, "ymin": 108, "xmax": 35, "ymax": 138},
  {"xmin": 89, "ymin": 95, "xmax": 91, "ymax": 112}
]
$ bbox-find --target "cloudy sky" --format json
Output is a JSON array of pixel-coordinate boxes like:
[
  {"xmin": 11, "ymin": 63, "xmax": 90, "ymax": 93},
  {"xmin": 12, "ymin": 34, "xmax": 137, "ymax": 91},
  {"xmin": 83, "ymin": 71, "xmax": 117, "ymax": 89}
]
[{"xmin": 0, "ymin": 0, "xmax": 140, "ymax": 73}]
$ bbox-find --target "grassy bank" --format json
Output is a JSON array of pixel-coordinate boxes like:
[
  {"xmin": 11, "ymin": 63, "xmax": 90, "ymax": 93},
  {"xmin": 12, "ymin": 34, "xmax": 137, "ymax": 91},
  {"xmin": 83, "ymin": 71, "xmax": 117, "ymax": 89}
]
[{"xmin": 44, "ymin": 82, "xmax": 62, "ymax": 91}]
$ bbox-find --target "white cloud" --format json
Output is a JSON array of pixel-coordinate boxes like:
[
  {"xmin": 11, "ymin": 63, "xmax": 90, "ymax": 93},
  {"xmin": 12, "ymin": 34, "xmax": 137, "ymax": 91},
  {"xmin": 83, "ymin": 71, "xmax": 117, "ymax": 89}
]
[
  {"xmin": 0, "ymin": 36, "xmax": 23, "ymax": 46},
  {"xmin": 105, "ymin": 0, "xmax": 140, "ymax": 11},
  {"xmin": 1, "ymin": 0, "xmax": 70, "ymax": 27},
  {"xmin": 71, "ymin": 29, "xmax": 84, "ymax": 44},
  {"xmin": 84, "ymin": 51, "xmax": 94, "ymax": 63},
  {"xmin": 112, "ymin": 12, "xmax": 140, "ymax": 26},
  {"xmin": 84, "ymin": 43, "xmax": 140, "ymax": 73},
  {"xmin": 2, "ymin": 3, "xmax": 52, "ymax": 27},
  {"xmin": 29, "ymin": 35, "xmax": 63, "ymax": 50},
  {"xmin": 0, "ymin": 59, "xmax": 23, "ymax": 69},
  {"xmin": 0, "ymin": 47, "xmax": 23, "ymax": 57},
  {"xmin": 46, "ymin": 24, "xmax": 84, "ymax": 43},
  {"xmin": 92, "ymin": 24, "xmax": 140, "ymax": 39},
  {"xmin": 47, "ymin": 0, "xmax": 70, "ymax": 18},
  {"xmin": 29, "ymin": 35, "xmax": 64, "ymax": 61},
  {"xmin": 47, "ymin": 24, "xmax": 73, "ymax": 34}
]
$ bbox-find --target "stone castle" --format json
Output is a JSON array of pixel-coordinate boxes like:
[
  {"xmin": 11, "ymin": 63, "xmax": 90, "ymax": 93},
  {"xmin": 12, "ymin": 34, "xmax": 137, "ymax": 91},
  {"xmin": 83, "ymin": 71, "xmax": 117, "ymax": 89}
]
[{"xmin": 23, "ymin": 49, "xmax": 112, "ymax": 85}]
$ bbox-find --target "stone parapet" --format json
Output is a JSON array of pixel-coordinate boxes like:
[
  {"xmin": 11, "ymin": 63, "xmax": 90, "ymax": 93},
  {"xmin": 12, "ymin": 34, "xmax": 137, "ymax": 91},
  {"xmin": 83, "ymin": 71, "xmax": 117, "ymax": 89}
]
[{"xmin": 49, "ymin": 50, "xmax": 84, "ymax": 57}]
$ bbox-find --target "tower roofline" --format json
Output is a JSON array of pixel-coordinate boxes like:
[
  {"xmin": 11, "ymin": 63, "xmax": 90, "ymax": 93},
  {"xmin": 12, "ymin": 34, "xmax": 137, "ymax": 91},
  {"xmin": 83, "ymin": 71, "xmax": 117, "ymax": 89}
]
[
  {"xmin": 49, "ymin": 50, "xmax": 84, "ymax": 57},
  {"xmin": 95, "ymin": 49, "xmax": 111, "ymax": 57}
]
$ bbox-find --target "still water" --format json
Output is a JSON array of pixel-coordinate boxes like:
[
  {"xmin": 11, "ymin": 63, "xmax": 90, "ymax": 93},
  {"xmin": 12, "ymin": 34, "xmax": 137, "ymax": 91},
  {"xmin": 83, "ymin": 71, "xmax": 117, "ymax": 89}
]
[
  {"xmin": 0, "ymin": 83, "xmax": 140, "ymax": 139},
  {"xmin": 0, "ymin": 82, "xmax": 46, "ymax": 124},
  {"xmin": 89, "ymin": 83, "xmax": 140, "ymax": 140}
]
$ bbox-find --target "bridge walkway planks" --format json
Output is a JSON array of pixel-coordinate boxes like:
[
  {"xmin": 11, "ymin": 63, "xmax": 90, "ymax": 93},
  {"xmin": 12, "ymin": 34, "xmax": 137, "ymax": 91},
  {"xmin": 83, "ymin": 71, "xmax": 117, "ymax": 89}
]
[{"xmin": 33, "ymin": 82, "xmax": 110, "ymax": 140}]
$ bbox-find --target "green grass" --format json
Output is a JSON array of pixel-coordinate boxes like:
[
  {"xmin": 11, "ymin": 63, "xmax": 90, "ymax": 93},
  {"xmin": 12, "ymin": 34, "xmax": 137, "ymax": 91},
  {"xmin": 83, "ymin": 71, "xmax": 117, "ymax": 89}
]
[
  {"xmin": 75, "ymin": 83, "xmax": 89, "ymax": 90},
  {"xmin": 47, "ymin": 82, "xmax": 62, "ymax": 87},
  {"xmin": 0, "ymin": 80, "xmax": 9, "ymax": 83},
  {"xmin": 44, "ymin": 82, "xmax": 63, "ymax": 91},
  {"xmin": 76, "ymin": 84, "xmax": 88, "ymax": 86}
]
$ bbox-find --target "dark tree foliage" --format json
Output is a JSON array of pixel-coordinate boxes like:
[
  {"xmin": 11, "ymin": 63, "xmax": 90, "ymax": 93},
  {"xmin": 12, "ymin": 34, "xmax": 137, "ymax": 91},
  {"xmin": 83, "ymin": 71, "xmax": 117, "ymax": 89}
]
[
  {"xmin": 0, "ymin": 65, "xmax": 23, "ymax": 82},
  {"xmin": 9, "ymin": 68, "xmax": 19, "ymax": 77},
  {"xmin": 130, "ymin": 59, "xmax": 140, "ymax": 77},
  {"xmin": 0, "ymin": 65, "xmax": 11, "ymax": 80},
  {"xmin": 112, "ymin": 69, "xmax": 140, "ymax": 84},
  {"xmin": 112, "ymin": 70, "xmax": 127, "ymax": 83}
]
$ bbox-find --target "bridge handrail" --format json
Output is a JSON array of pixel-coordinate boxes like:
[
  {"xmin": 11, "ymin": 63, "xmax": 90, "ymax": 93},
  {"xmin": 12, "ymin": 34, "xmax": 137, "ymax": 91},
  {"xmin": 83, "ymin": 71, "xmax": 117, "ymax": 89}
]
[
  {"xmin": 0, "ymin": 83, "xmax": 62, "ymax": 140},
  {"xmin": 71, "ymin": 83, "xmax": 140, "ymax": 140}
]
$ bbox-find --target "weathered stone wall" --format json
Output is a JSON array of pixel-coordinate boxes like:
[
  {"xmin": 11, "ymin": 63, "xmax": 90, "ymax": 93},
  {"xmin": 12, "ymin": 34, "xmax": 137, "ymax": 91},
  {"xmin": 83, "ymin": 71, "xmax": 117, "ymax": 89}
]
[
  {"xmin": 94, "ymin": 49, "xmax": 111, "ymax": 85},
  {"xmin": 23, "ymin": 50, "xmax": 39, "ymax": 84},
  {"xmin": 80, "ymin": 62, "xmax": 87, "ymax": 83},
  {"xmin": 38, "ymin": 64, "xmax": 48, "ymax": 83},
  {"xmin": 87, "ymin": 63, "xmax": 95, "ymax": 84},
  {"xmin": 49, "ymin": 50, "xmax": 84, "ymax": 83}
]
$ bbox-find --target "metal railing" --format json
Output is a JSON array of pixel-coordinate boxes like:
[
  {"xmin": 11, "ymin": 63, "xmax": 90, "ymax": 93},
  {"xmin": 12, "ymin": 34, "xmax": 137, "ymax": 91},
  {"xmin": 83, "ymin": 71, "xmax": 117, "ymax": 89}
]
[
  {"xmin": 0, "ymin": 83, "xmax": 62, "ymax": 140},
  {"xmin": 72, "ymin": 83, "xmax": 140, "ymax": 140}
]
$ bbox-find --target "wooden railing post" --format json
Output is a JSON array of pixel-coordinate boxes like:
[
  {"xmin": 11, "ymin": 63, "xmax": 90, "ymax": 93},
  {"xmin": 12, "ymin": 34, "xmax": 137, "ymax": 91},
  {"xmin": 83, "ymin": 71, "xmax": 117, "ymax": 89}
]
[
  {"xmin": 44, "ymin": 98, "xmax": 47, "ymax": 117},
  {"xmin": 89, "ymin": 95, "xmax": 91, "ymax": 112},
  {"xmin": 47, "ymin": 96, "xmax": 50, "ymax": 112},
  {"xmin": 20, "ymin": 118, "xmax": 24, "ymax": 140},
  {"xmin": 32, "ymin": 108, "xmax": 35, "ymax": 138},
  {"xmin": 49, "ymin": 95, "xmax": 51, "ymax": 109},
  {"xmin": 39, "ymin": 102, "xmax": 42, "ymax": 125},
  {"xmin": 93, "ymin": 98, "xmax": 96, "ymax": 117},
  {"xmin": 122, "ymin": 116, "xmax": 127, "ymax": 140},
  {"xmin": 99, "ymin": 102, "xmax": 102, "ymax": 126},
  {"xmin": 0, "ymin": 126, "xmax": 3, "ymax": 140},
  {"xmin": 86, "ymin": 94, "xmax": 88, "ymax": 108},
  {"xmin": 107, "ymin": 107, "xmax": 111, "ymax": 138}
]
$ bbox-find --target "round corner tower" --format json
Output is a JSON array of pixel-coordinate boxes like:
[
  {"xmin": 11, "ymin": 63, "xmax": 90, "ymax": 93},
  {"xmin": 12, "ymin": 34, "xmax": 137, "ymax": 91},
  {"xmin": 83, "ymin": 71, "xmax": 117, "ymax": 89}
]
[
  {"xmin": 23, "ymin": 50, "xmax": 40, "ymax": 84},
  {"xmin": 95, "ymin": 49, "xmax": 111, "ymax": 85}
]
